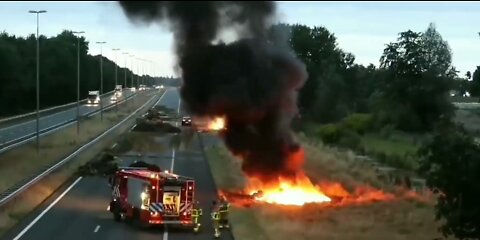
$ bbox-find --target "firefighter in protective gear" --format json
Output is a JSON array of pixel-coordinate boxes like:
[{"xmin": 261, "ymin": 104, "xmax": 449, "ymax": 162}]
[
  {"xmin": 211, "ymin": 201, "xmax": 221, "ymax": 238},
  {"xmin": 192, "ymin": 201, "xmax": 202, "ymax": 233},
  {"xmin": 218, "ymin": 197, "xmax": 230, "ymax": 229}
]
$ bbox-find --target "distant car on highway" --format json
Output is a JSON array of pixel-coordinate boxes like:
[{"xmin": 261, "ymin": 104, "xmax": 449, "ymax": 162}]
[
  {"xmin": 87, "ymin": 91, "xmax": 100, "ymax": 105},
  {"xmin": 114, "ymin": 85, "xmax": 122, "ymax": 97},
  {"xmin": 110, "ymin": 95, "xmax": 118, "ymax": 103},
  {"xmin": 181, "ymin": 116, "xmax": 192, "ymax": 126}
]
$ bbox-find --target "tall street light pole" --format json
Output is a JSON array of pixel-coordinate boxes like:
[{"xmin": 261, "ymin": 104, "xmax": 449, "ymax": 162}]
[
  {"xmin": 29, "ymin": 10, "xmax": 47, "ymax": 153},
  {"xmin": 129, "ymin": 54, "xmax": 135, "ymax": 90},
  {"xmin": 136, "ymin": 58, "xmax": 140, "ymax": 89},
  {"xmin": 73, "ymin": 31, "xmax": 84, "ymax": 136},
  {"xmin": 112, "ymin": 48, "xmax": 120, "ymax": 111},
  {"xmin": 122, "ymin": 52, "xmax": 128, "ymax": 89},
  {"xmin": 112, "ymin": 48, "xmax": 120, "ymax": 87},
  {"xmin": 96, "ymin": 41, "xmax": 107, "ymax": 121}
]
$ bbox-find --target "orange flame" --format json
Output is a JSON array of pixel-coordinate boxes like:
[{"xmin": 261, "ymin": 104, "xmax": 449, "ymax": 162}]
[
  {"xmin": 207, "ymin": 116, "xmax": 226, "ymax": 130},
  {"xmin": 192, "ymin": 116, "xmax": 226, "ymax": 131},
  {"xmin": 244, "ymin": 174, "xmax": 395, "ymax": 206},
  {"xmin": 235, "ymin": 146, "xmax": 395, "ymax": 206},
  {"xmin": 247, "ymin": 173, "xmax": 331, "ymax": 206}
]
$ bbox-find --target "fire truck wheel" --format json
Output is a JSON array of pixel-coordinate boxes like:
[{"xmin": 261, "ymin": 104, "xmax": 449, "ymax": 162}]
[
  {"xmin": 113, "ymin": 211, "xmax": 122, "ymax": 222},
  {"xmin": 132, "ymin": 209, "xmax": 149, "ymax": 229}
]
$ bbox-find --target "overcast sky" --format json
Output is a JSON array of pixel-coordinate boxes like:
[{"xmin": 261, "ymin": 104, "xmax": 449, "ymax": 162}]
[{"xmin": 0, "ymin": 1, "xmax": 479, "ymax": 77}]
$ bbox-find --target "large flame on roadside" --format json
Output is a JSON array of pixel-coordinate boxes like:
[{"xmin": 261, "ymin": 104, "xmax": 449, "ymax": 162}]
[
  {"xmin": 247, "ymin": 173, "xmax": 332, "ymax": 206},
  {"xmin": 243, "ymin": 173, "xmax": 395, "ymax": 206},
  {"xmin": 227, "ymin": 147, "xmax": 396, "ymax": 207},
  {"xmin": 208, "ymin": 116, "xmax": 226, "ymax": 130}
]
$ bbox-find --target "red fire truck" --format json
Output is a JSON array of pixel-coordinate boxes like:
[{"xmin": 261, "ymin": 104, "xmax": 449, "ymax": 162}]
[{"xmin": 108, "ymin": 166, "xmax": 196, "ymax": 229}]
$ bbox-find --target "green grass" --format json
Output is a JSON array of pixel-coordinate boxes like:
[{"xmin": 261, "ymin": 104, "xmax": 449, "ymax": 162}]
[{"xmin": 360, "ymin": 133, "xmax": 419, "ymax": 157}]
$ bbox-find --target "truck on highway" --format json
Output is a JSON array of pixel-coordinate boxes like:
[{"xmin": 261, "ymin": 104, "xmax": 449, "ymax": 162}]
[
  {"xmin": 114, "ymin": 85, "xmax": 122, "ymax": 97},
  {"xmin": 108, "ymin": 164, "xmax": 196, "ymax": 230},
  {"xmin": 87, "ymin": 91, "xmax": 100, "ymax": 105}
]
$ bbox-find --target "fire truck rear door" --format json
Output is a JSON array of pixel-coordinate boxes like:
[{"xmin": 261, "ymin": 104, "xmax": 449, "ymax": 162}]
[{"xmin": 162, "ymin": 186, "xmax": 181, "ymax": 216}]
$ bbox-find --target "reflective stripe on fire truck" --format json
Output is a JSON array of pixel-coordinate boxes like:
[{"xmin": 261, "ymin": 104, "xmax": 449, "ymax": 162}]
[
  {"xmin": 112, "ymin": 185, "xmax": 120, "ymax": 198},
  {"xmin": 150, "ymin": 203, "xmax": 164, "ymax": 213},
  {"xmin": 180, "ymin": 202, "xmax": 193, "ymax": 213}
]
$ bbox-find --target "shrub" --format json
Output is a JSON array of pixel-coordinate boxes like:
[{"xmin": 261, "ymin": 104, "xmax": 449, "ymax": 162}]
[
  {"xmin": 317, "ymin": 123, "xmax": 344, "ymax": 144},
  {"xmin": 338, "ymin": 130, "xmax": 361, "ymax": 150},
  {"xmin": 341, "ymin": 113, "xmax": 373, "ymax": 134}
]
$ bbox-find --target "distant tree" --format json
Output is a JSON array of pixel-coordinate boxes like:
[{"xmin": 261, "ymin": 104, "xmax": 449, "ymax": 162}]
[
  {"xmin": 378, "ymin": 24, "xmax": 454, "ymax": 132},
  {"xmin": 422, "ymin": 23, "xmax": 455, "ymax": 76},
  {"xmin": 470, "ymin": 66, "xmax": 480, "ymax": 97},
  {"xmin": 269, "ymin": 24, "xmax": 361, "ymax": 123},
  {"xmin": 418, "ymin": 122, "xmax": 480, "ymax": 239},
  {"xmin": 466, "ymin": 71, "xmax": 472, "ymax": 80}
]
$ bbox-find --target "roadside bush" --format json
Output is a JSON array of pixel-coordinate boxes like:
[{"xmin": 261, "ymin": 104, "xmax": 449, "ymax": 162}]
[
  {"xmin": 341, "ymin": 113, "xmax": 373, "ymax": 134},
  {"xmin": 338, "ymin": 130, "xmax": 361, "ymax": 150},
  {"xmin": 379, "ymin": 124, "xmax": 395, "ymax": 138},
  {"xmin": 317, "ymin": 123, "xmax": 344, "ymax": 144}
]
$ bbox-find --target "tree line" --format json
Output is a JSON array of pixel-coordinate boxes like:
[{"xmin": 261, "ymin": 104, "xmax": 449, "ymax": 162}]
[
  {"xmin": 268, "ymin": 23, "xmax": 480, "ymax": 239},
  {"xmin": 0, "ymin": 30, "xmax": 172, "ymax": 117}
]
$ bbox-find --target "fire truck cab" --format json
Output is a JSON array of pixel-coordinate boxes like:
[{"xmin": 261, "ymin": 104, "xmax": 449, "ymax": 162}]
[{"xmin": 108, "ymin": 166, "xmax": 196, "ymax": 230}]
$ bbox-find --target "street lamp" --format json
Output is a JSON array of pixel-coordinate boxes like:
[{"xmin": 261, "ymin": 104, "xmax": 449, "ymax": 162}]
[
  {"xmin": 122, "ymin": 52, "xmax": 128, "ymax": 88},
  {"xmin": 96, "ymin": 41, "xmax": 107, "ymax": 121},
  {"xmin": 73, "ymin": 31, "xmax": 84, "ymax": 136},
  {"xmin": 29, "ymin": 10, "xmax": 47, "ymax": 153},
  {"xmin": 136, "ymin": 58, "xmax": 140, "ymax": 89},
  {"xmin": 129, "ymin": 54, "xmax": 135, "ymax": 90},
  {"xmin": 112, "ymin": 48, "xmax": 120, "ymax": 88},
  {"xmin": 112, "ymin": 48, "xmax": 120, "ymax": 110}
]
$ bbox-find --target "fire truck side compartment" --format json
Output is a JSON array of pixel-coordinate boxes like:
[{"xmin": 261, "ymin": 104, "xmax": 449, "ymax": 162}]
[{"xmin": 127, "ymin": 178, "xmax": 149, "ymax": 209}]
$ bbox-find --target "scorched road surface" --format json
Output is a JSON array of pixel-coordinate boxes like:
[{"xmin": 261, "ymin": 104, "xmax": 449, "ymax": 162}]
[{"xmin": 2, "ymin": 88, "xmax": 234, "ymax": 240}]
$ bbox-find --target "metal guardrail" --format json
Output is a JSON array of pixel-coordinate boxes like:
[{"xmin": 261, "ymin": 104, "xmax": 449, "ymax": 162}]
[
  {"xmin": 0, "ymin": 91, "xmax": 163, "ymax": 207},
  {"xmin": 0, "ymin": 90, "xmax": 117, "ymax": 124},
  {"xmin": 0, "ymin": 90, "xmax": 140, "ymax": 155}
]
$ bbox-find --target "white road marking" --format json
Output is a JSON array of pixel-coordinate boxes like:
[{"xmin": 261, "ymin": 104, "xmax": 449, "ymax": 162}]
[
  {"xmin": 112, "ymin": 143, "xmax": 118, "ymax": 149},
  {"xmin": 93, "ymin": 225, "xmax": 101, "ymax": 233},
  {"xmin": 12, "ymin": 177, "xmax": 83, "ymax": 240},
  {"xmin": 170, "ymin": 149, "xmax": 176, "ymax": 173},
  {"xmin": 163, "ymin": 226, "xmax": 169, "ymax": 240},
  {"xmin": 170, "ymin": 92, "xmax": 181, "ymax": 173},
  {"xmin": 164, "ymin": 89, "xmax": 181, "ymax": 240}
]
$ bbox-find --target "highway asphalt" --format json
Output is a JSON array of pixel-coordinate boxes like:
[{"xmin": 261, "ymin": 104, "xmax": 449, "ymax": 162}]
[
  {"xmin": 0, "ymin": 89, "xmax": 137, "ymax": 148},
  {"xmin": 2, "ymin": 88, "xmax": 234, "ymax": 240}
]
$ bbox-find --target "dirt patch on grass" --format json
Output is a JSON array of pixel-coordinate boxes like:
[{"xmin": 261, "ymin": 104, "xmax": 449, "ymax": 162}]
[{"xmin": 205, "ymin": 133, "xmax": 447, "ymax": 240}]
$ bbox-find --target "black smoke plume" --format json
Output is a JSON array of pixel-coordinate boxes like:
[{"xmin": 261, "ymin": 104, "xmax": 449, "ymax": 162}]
[{"xmin": 119, "ymin": 1, "xmax": 307, "ymax": 183}]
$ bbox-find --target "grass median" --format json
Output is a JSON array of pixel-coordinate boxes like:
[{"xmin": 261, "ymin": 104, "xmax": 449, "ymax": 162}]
[
  {"xmin": 205, "ymin": 133, "xmax": 449, "ymax": 240},
  {"xmin": 0, "ymin": 91, "xmax": 161, "ymax": 236}
]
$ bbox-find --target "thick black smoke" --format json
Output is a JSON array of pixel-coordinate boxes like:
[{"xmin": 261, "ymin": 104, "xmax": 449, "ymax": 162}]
[{"xmin": 119, "ymin": 1, "xmax": 307, "ymax": 183}]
